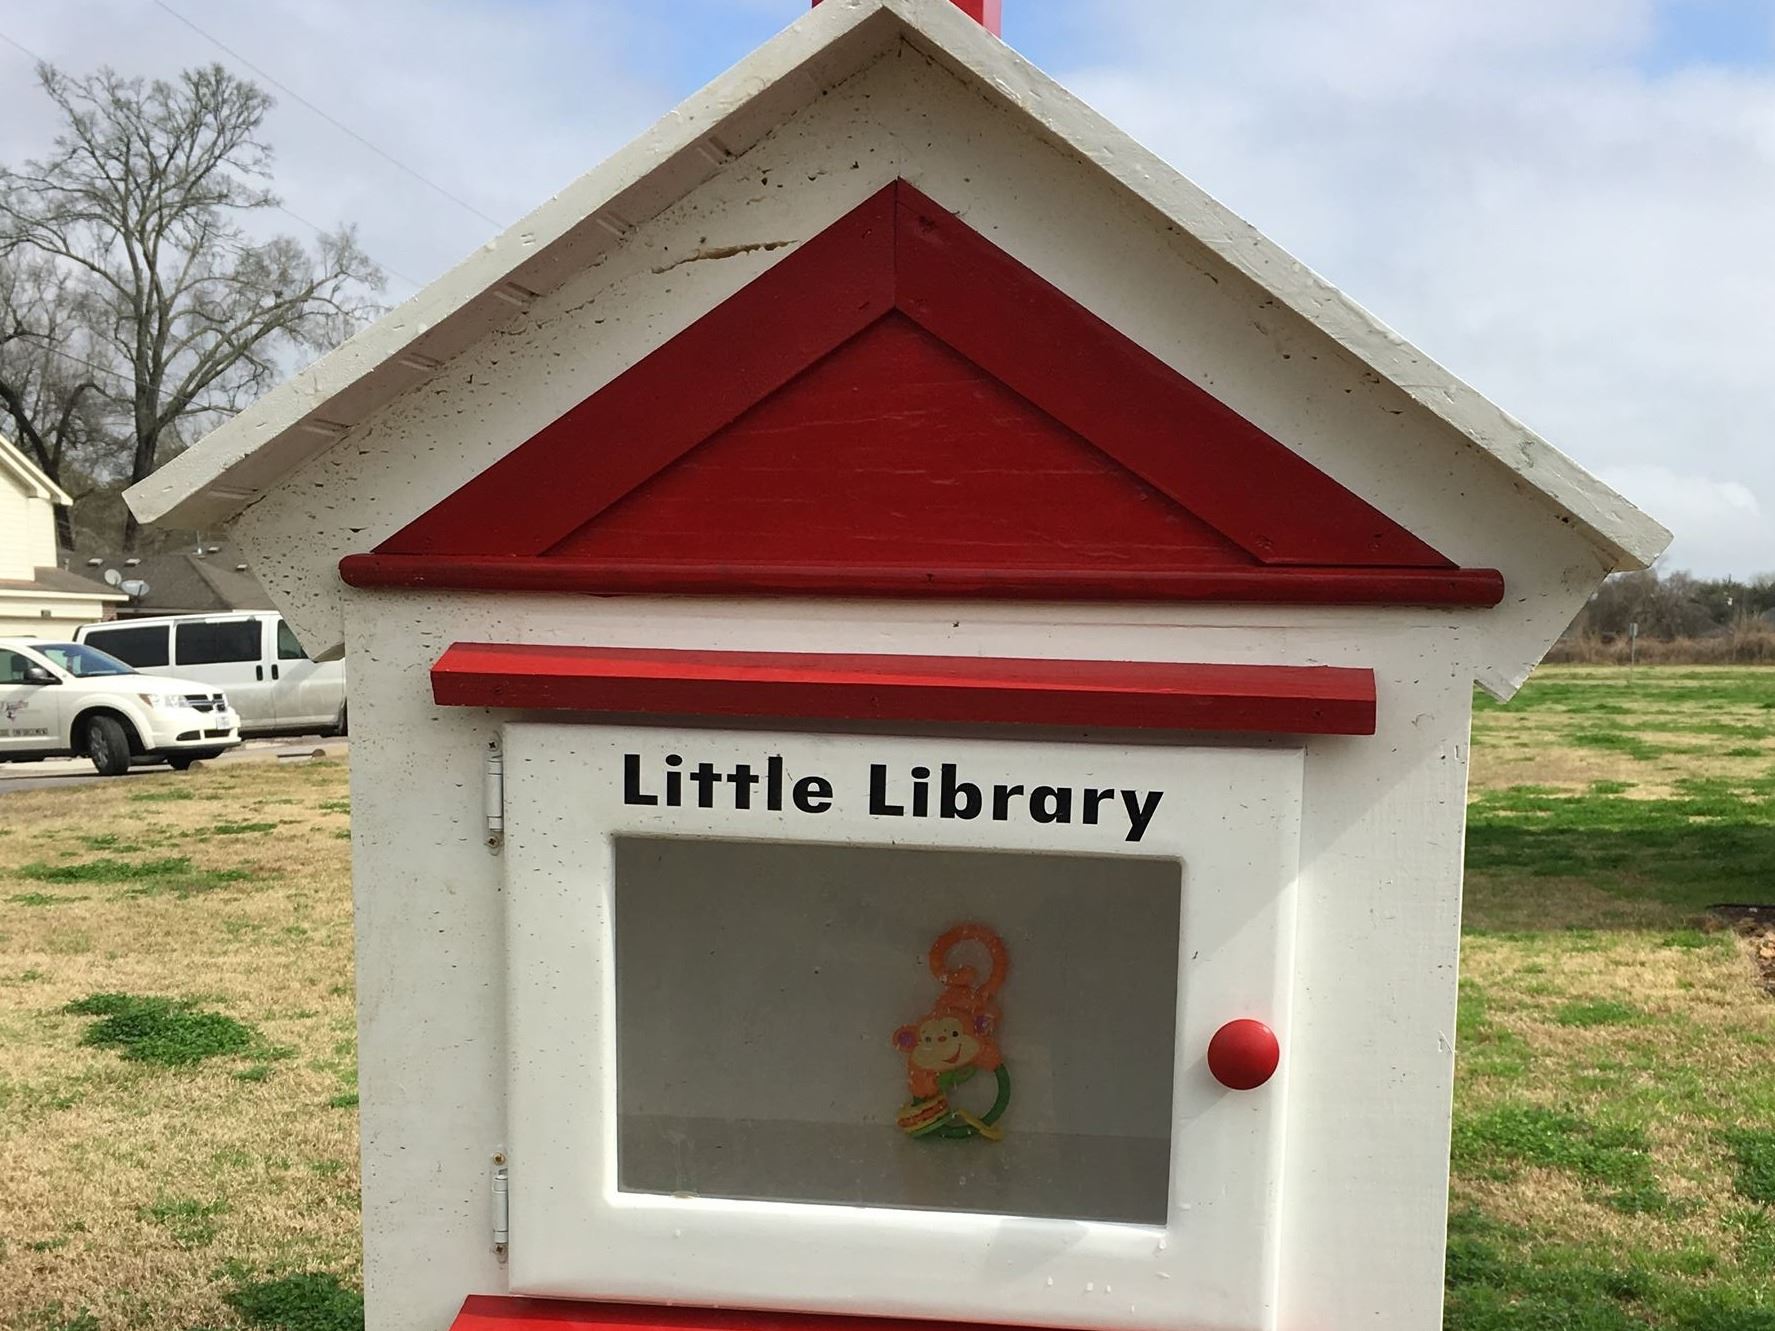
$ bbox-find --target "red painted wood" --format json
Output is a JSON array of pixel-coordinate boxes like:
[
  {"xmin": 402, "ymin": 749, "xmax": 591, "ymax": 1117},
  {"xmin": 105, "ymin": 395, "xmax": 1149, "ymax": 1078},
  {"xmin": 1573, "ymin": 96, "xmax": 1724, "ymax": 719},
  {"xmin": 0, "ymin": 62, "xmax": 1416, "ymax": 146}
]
[
  {"xmin": 450, "ymin": 1296, "xmax": 1023, "ymax": 1331},
  {"xmin": 342, "ymin": 553, "xmax": 1505, "ymax": 606},
  {"xmin": 890, "ymin": 183, "xmax": 1449, "ymax": 568},
  {"xmin": 428, "ymin": 643, "xmax": 1379, "ymax": 735},
  {"xmin": 813, "ymin": 0, "xmax": 1002, "ymax": 35},
  {"xmin": 1207, "ymin": 1019, "xmax": 1282, "ymax": 1091},
  {"xmin": 381, "ymin": 187, "xmax": 900, "ymax": 557},
  {"xmin": 368, "ymin": 179, "xmax": 1506, "ymax": 606},
  {"xmin": 548, "ymin": 314, "xmax": 1254, "ymax": 571}
]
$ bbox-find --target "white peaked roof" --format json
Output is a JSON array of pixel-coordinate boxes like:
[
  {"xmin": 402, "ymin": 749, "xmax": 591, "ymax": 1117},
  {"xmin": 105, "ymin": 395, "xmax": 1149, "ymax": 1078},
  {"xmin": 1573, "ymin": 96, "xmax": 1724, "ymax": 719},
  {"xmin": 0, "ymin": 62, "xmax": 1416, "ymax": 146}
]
[
  {"xmin": 125, "ymin": 0, "xmax": 1669, "ymax": 571},
  {"xmin": 1, "ymin": 433, "xmax": 74, "ymax": 506}
]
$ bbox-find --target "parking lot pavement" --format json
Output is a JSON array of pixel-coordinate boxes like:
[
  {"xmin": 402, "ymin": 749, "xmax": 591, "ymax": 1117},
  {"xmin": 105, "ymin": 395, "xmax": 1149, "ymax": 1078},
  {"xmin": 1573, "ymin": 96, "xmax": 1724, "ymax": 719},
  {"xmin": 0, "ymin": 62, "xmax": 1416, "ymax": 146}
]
[{"xmin": 0, "ymin": 738, "xmax": 347, "ymax": 794}]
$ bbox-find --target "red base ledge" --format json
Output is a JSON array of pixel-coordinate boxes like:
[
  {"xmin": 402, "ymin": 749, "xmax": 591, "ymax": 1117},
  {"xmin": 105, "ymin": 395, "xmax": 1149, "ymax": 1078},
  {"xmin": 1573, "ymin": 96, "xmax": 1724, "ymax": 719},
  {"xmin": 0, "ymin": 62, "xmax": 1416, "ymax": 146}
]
[
  {"xmin": 454, "ymin": 1298, "xmax": 1068, "ymax": 1331},
  {"xmin": 431, "ymin": 644, "xmax": 1378, "ymax": 736}
]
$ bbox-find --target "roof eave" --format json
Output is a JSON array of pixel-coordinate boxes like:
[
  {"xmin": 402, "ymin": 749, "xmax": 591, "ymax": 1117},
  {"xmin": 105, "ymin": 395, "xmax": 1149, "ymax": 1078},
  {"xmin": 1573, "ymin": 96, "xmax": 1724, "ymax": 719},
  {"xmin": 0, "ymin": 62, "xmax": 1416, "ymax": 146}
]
[
  {"xmin": 124, "ymin": 0, "xmax": 1669, "ymax": 573},
  {"xmin": 123, "ymin": 0, "xmax": 902, "ymax": 531}
]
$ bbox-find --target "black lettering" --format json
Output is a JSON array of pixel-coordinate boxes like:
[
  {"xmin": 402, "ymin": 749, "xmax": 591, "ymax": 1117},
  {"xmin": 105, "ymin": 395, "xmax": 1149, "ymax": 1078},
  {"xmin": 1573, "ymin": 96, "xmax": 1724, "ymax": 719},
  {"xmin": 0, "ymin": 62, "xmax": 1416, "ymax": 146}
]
[
  {"xmin": 664, "ymin": 754, "xmax": 682, "ymax": 807},
  {"xmin": 1030, "ymin": 786, "xmax": 1072, "ymax": 825},
  {"xmin": 1123, "ymin": 789, "xmax": 1164, "ymax": 843},
  {"xmin": 910, "ymin": 766, "xmax": 930, "ymax": 818},
  {"xmin": 795, "ymin": 775, "xmax": 834, "ymax": 814},
  {"xmin": 729, "ymin": 763, "xmax": 758, "ymax": 810},
  {"xmin": 623, "ymin": 754, "xmax": 658, "ymax": 806},
  {"xmin": 992, "ymin": 784, "xmax": 1024, "ymax": 820},
  {"xmin": 690, "ymin": 762, "xmax": 720, "ymax": 809},
  {"xmin": 767, "ymin": 756, "xmax": 784, "ymax": 811},
  {"xmin": 1083, "ymin": 788, "xmax": 1114, "ymax": 825},
  {"xmin": 940, "ymin": 764, "xmax": 981, "ymax": 820},
  {"xmin": 870, "ymin": 764, "xmax": 904, "ymax": 816}
]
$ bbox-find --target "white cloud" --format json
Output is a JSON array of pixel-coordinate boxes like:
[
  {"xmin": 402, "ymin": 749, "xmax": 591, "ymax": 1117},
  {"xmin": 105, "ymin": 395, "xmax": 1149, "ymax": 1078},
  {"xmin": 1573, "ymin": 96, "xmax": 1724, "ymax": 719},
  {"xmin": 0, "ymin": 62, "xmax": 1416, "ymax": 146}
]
[
  {"xmin": 1599, "ymin": 464, "xmax": 1767, "ymax": 576},
  {"xmin": 1060, "ymin": 0, "xmax": 1775, "ymax": 575}
]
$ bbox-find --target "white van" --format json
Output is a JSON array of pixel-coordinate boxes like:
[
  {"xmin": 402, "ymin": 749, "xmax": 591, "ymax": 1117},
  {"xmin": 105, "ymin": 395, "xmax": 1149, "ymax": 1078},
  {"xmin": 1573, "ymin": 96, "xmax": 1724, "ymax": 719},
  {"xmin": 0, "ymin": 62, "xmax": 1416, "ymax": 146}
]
[{"xmin": 76, "ymin": 612, "xmax": 347, "ymax": 738}]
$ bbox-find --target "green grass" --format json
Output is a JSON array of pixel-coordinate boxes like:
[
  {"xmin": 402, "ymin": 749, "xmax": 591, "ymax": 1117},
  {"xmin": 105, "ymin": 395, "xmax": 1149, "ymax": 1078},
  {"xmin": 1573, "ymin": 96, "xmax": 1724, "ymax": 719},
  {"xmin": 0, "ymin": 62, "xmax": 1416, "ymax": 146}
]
[
  {"xmin": 19, "ymin": 856, "xmax": 253, "ymax": 895},
  {"xmin": 1726, "ymin": 1131, "xmax": 1775, "ymax": 1207},
  {"xmin": 139, "ymin": 1194, "xmax": 228, "ymax": 1248},
  {"xmin": 225, "ymin": 1272, "xmax": 363, "ymax": 1331},
  {"xmin": 126, "ymin": 787, "xmax": 196, "ymax": 803},
  {"xmin": 1554, "ymin": 999, "xmax": 1650, "ymax": 1027},
  {"xmin": 1446, "ymin": 1208, "xmax": 1775, "ymax": 1330},
  {"xmin": 1466, "ymin": 772, "xmax": 1775, "ymax": 913},
  {"xmin": 1452, "ymin": 1106, "xmax": 1668, "ymax": 1214},
  {"xmin": 63, "ymin": 993, "xmax": 261, "ymax": 1067}
]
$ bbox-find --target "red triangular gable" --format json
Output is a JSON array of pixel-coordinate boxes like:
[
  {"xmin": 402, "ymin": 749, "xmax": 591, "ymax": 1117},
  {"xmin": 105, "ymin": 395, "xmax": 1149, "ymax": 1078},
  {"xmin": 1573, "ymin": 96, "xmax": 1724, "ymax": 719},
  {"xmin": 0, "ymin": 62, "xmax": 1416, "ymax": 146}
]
[{"xmin": 341, "ymin": 181, "xmax": 1502, "ymax": 607}]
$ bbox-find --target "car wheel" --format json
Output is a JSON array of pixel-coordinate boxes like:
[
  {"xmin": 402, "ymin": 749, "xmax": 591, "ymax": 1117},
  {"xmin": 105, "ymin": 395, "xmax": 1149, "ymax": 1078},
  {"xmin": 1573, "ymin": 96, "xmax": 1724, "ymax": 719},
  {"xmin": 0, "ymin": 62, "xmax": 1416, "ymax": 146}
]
[
  {"xmin": 167, "ymin": 749, "xmax": 226, "ymax": 771},
  {"xmin": 85, "ymin": 716, "xmax": 132, "ymax": 777}
]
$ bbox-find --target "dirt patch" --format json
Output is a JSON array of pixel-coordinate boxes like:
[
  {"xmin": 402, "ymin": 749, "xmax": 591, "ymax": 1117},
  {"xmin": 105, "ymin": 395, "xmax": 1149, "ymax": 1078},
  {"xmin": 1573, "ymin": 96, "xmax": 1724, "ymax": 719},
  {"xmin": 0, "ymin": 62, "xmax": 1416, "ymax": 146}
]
[{"xmin": 1710, "ymin": 905, "xmax": 1775, "ymax": 996}]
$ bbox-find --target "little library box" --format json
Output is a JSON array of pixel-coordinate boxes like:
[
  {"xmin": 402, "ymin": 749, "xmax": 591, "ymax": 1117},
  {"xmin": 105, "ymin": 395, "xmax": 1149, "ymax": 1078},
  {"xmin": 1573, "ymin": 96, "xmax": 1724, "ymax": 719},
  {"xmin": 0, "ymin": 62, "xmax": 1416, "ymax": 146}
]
[{"xmin": 128, "ymin": 2, "xmax": 1669, "ymax": 1329}]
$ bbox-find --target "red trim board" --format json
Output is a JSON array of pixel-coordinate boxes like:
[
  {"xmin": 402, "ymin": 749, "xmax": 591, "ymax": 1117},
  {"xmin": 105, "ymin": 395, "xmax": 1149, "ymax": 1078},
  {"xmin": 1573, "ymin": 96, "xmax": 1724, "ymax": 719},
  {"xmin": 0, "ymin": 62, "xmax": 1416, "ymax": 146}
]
[
  {"xmin": 451, "ymin": 1297, "xmax": 1024, "ymax": 1331},
  {"xmin": 430, "ymin": 643, "xmax": 1379, "ymax": 736},
  {"xmin": 347, "ymin": 181, "xmax": 1502, "ymax": 608},
  {"xmin": 352, "ymin": 555, "xmax": 1501, "ymax": 605}
]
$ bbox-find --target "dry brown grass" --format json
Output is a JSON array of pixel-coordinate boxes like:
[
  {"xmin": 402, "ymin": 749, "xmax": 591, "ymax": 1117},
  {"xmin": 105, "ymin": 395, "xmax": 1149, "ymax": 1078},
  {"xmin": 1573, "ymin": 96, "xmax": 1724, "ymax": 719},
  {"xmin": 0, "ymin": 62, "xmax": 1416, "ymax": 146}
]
[
  {"xmin": 0, "ymin": 759, "xmax": 357, "ymax": 1331},
  {"xmin": 1546, "ymin": 628, "xmax": 1775, "ymax": 667},
  {"xmin": 1455, "ymin": 923, "xmax": 1775, "ymax": 1263}
]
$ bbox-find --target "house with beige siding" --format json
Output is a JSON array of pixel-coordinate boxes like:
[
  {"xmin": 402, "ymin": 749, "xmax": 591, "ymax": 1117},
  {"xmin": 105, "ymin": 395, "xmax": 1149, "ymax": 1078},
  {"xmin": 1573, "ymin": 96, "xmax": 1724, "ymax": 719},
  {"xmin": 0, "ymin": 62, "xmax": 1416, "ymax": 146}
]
[{"xmin": 0, "ymin": 434, "xmax": 123, "ymax": 635}]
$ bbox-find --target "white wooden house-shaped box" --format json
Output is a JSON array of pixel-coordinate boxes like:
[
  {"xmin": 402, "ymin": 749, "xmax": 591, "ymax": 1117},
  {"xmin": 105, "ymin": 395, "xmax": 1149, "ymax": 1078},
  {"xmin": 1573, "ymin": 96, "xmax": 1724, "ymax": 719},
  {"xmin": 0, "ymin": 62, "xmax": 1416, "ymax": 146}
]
[{"xmin": 128, "ymin": 3, "xmax": 1668, "ymax": 1330}]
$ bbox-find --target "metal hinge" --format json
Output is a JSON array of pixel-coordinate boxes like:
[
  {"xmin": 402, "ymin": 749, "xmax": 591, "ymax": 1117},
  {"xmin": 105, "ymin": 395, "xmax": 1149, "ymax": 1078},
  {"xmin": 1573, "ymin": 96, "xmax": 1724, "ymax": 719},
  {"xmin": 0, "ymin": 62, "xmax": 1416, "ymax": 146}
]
[
  {"xmin": 484, "ymin": 744, "xmax": 505, "ymax": 851},
  {"xmin": 491, "ymin": 1151, "xmax": 509, "ymax": 1257}
]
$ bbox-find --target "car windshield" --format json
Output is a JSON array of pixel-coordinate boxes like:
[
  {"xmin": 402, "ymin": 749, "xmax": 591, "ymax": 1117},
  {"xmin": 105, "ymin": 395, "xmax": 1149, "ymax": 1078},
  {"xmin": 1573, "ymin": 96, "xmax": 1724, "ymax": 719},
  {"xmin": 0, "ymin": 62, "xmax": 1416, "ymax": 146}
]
[{"xmin": 34, "ymin": 642, "xmax": 137, "ymax": 678}]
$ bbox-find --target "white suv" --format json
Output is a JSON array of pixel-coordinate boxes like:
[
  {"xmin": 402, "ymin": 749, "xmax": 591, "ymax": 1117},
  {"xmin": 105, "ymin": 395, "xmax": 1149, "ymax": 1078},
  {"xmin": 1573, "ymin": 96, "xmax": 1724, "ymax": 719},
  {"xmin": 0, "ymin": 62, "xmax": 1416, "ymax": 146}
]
[{"xmin": 0, "ymin": 638, "xmax": 242, "ymax": 776}]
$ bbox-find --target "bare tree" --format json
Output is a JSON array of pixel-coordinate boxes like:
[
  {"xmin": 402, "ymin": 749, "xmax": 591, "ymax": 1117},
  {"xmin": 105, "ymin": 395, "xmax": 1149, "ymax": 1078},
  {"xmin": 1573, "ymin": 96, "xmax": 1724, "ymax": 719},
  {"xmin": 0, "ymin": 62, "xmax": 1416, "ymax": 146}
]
[
  {"xmin": 0, "ymin": 254, "xmax": 114, "ymax": 548},
  {"xmin": 0, "ymin": 62, "xmax": 383, "ymax": 549}
]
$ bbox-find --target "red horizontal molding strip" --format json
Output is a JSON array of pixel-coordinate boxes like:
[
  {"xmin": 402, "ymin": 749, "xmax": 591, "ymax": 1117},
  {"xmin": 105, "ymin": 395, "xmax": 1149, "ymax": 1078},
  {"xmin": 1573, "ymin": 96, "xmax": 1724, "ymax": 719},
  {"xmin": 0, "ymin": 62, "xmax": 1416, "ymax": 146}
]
[
  {"xmin": 452, "ymin": 1297, "xmax": 1034, "ymax": 1331},
  {"xmin": 343, "ymin": 553, "xmax": 1505, "ymax": 608},
  {"xmin": 430, "ymin": 643, "xmax": 1379, "ymax": 736}
]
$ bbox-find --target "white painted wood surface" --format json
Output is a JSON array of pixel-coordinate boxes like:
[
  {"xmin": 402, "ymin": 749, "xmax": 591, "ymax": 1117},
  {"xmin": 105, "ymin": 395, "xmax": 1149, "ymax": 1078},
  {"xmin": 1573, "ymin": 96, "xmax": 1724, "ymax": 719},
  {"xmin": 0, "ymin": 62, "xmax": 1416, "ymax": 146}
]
[
  {"xmin": 108, "ymin": 6, "xmax": 1670, "ymax": 1330},
  {"xmin": 0, "ymin": 435, "xmax": 68, "ymax": 581},
  {"xmin": 503, "ymin": 725, "xmax": 1299, "ymax": 1330},
  {"xmin": 342, "ymin": 591, "xmax": 1474, "ymax": 1331}
]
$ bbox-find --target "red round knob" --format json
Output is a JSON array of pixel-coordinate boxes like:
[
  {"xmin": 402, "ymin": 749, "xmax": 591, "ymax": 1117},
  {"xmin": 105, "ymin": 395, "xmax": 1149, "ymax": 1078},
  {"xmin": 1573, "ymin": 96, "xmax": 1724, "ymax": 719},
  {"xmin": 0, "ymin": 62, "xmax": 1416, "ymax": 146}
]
[{"xmin": 1207, "ymin": 1019, "xmax": 1280, "ymax": 1090}]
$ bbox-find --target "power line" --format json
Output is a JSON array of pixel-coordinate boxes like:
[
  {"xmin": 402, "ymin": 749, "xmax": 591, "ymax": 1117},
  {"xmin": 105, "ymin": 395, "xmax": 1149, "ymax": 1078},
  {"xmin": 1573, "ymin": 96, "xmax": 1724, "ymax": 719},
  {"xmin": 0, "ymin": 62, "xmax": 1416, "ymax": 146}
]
[
  {"xmin": 4, "ymin": 25, "xmax": 418, "ymax": 294},
  {"xmin": 0, "ymin": 27, "xmax": 47, "ymax": 64},
  {"xmin": 271, "ymin": 202, "xmax": 423, "ymax": 292},
  {"xmin": 149, "ymin": 0, "xmax": 503, "ymax": 229}
]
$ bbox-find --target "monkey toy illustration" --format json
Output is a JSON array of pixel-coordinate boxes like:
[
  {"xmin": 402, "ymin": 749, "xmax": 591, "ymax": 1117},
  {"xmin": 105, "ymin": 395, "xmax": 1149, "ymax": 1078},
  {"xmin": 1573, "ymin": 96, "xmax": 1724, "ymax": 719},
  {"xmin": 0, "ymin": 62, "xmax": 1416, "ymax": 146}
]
[{"xmin": 892, "ymin": 922, "xmax": 1011, "ymax": 1141}]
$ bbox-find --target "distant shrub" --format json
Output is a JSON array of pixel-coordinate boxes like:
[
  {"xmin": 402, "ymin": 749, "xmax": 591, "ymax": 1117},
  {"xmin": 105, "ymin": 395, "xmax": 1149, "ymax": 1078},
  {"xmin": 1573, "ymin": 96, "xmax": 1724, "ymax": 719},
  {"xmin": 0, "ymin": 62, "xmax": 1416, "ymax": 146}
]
[{"xmin": 1546, "ymin": 627, "xmax": 1775, "ymax": 666}]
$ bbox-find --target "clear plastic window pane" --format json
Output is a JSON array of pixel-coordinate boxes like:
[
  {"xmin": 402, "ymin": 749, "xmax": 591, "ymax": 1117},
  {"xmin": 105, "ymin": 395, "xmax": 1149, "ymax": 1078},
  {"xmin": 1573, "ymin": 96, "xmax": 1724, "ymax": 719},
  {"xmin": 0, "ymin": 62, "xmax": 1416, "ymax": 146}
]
[{"xmin": 615, "ymin": 837, "xmax": 1180, "ymax": 1224}]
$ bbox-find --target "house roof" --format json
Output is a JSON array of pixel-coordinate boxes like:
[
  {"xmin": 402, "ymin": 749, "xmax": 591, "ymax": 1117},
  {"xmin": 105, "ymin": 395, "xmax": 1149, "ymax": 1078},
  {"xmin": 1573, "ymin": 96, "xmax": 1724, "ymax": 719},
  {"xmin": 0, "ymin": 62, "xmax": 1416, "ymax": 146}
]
[
  {"xmin": 0, "ymin": 566, "xmax": 123, "ymax": 600},
  {"xmin": 69, "ymin": 541, "xmax": 274, "ymax": 616},
  {"xmin": 0, "ymin": 434, "xmax": 73, "ymax": 507},
  {"xmin": 124, "ymin": 0, "xmax": 1669, "ymax": 574}
]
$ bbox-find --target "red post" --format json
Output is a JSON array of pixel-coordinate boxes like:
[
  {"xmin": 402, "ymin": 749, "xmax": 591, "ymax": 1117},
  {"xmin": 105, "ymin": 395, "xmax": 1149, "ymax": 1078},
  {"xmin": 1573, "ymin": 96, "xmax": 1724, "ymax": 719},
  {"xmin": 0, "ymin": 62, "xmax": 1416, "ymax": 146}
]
[{"xmin": 813, "ymin": 0, "xmax": 1001, "ymax": 37}]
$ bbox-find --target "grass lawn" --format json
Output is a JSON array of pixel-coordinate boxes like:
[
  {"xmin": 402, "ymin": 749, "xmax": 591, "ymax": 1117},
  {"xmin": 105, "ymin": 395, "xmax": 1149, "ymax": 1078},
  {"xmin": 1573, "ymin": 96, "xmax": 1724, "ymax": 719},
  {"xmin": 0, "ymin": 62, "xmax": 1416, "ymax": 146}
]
[
  {"xmin": 0, "ymin": 759, "xmax": 359, "ymax": 1331},
  {"xmin": 0, "ymin": 665, "xmax": 1771, "ymax": 1329},
  {"xmin": 1455, "ymin": 668, "xmax": 1775, "ymax": 1329}
]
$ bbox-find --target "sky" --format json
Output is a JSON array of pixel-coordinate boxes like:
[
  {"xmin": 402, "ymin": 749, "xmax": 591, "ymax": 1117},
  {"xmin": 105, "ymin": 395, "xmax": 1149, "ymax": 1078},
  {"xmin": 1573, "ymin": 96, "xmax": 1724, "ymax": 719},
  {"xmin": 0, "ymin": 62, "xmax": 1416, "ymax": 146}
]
[{"xmin": 2, "ymin": 0, "xmax": 1771, "ymax": 577}]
